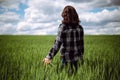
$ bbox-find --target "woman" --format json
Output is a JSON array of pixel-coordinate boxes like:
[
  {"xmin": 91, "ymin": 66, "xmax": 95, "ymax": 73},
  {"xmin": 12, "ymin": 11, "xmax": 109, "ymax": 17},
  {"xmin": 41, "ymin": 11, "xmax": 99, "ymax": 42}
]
[{"xmin": 43, "ymin": 5, "xmax": 84, "ymax": 74}]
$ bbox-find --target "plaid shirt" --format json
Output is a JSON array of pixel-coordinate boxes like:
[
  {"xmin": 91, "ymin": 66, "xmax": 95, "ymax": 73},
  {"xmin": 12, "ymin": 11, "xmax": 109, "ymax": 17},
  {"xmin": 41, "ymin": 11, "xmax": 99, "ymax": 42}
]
[{"xmin": 46, "ymin": 23, "xmax": 84, "ymax": 62}]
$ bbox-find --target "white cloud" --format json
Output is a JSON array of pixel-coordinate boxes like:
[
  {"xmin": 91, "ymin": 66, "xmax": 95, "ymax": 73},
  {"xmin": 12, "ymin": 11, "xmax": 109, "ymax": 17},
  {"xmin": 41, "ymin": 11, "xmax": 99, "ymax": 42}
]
[
  {"xmin": 0, "ymin": 11, "xmax": 20, "ymax": 23},
  {"xmin": 0, "ymin": 23, "xmax": 16, "ymax": 34},
  {"xmin": 80, "ymin": 9, "xmax": 120, "ymax": 24},
  {"xmin": 24, "ymin": 8, "xmax": 58, "ymax": 23},
  {"xmin": 66, "ymin": 0, "xmax": 120, "ymax": 8},
  {"xmin": 0, "ymin": 0, "xmax": 26, "ymax": 10},
  {"xmin": 31, "ymin": 26, "xmax": 58, "ymax": 35},
  {"xmin": 0, "ymin": 11, "xmax": 20, "ymax": 34},
  {"xmin": 105, "ymin": 22, "xmax": 120, "ymax": 28},
  {"xmin": 15, "ymin": 0, "xmax": 63, "ymax": 34},
  {"xmin": 0, "ymin": 0, "xmax": 120, "ymax": 35},
  {"xmin": 16, "ymin": 19, "xmax": 59, "ymax": 35},
  {"xmin": 84, "ymin": 20, "xmax": 120, "ymax": 35},
  {"xmin": 25, "ymin": 0, "xmax": 62, "ymax": 22},
  {"xmin": 16, "ymin": 21, "xmax": 32, "ymax": 31}
]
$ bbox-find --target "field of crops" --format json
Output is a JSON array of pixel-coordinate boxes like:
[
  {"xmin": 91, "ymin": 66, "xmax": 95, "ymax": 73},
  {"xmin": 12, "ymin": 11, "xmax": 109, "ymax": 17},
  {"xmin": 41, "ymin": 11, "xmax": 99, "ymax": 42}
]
[{"xmin": 0, "ymin": 35, "xmax": 120, "ymax": 80}]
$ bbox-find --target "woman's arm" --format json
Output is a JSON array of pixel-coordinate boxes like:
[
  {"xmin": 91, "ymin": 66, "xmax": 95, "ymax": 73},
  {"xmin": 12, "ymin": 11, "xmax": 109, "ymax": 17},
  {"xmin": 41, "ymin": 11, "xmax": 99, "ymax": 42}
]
[
  {"xmin": 45, "ymin": 24, "xmax": 63, "ymax": 60},
  {"xmin": 79, "ymin": 25, "xmax": 84, "ymax": 55}
]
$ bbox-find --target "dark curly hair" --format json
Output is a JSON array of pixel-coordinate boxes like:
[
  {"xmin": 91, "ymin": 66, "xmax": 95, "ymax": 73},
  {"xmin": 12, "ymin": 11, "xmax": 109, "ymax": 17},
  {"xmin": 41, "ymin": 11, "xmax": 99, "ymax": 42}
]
[{"xmin": 61, "ymin": 5, "xmax": 80, "ymax": 25}]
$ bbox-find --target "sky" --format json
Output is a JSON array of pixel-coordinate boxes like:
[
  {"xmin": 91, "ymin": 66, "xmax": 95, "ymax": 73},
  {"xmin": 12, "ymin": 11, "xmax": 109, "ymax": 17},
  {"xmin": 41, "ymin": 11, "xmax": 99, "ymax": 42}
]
[{"xmin": 0, "ymin": 0, "xmax": 120, "ymax": 35}]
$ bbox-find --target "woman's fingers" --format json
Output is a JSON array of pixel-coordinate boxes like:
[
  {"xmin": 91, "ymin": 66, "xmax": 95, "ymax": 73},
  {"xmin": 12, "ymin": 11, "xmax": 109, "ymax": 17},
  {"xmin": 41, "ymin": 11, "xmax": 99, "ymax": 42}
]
[{"xmin": 43, "ymin": 58, "xmax": 51, "ymax": 65}]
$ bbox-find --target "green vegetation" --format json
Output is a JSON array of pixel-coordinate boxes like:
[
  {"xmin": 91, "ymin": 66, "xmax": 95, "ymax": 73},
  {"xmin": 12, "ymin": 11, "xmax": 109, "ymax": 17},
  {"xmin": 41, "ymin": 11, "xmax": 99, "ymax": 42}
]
[{"xmin": 0, "ymin": 35, "xmax": 120, "ymax": 80}]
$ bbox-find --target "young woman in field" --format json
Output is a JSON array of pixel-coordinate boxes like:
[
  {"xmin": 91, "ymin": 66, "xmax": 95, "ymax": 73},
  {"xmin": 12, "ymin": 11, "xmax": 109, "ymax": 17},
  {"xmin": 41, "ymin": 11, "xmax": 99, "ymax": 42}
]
[{"xmin": 43, "ymin": 5, "xmax": 84, "ymax": 74}]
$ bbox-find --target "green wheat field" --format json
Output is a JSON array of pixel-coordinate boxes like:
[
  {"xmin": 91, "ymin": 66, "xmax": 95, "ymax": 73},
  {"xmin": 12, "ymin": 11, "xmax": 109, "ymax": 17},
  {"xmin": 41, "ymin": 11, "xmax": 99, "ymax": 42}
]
[{"xmin": 0, "ymin": 35, "xmax": 120, "ymax": 80}]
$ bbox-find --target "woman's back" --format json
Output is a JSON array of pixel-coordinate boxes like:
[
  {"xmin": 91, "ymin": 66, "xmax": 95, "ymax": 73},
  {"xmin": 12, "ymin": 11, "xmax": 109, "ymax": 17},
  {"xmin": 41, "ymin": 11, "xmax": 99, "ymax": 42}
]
[{"xmin": 59, "ymin": 23, "xmax": 84, "ymax": 62}]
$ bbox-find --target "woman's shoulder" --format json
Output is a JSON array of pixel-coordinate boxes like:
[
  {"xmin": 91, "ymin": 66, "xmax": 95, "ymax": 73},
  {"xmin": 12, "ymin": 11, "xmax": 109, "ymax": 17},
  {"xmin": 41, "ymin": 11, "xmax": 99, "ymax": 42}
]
[
  {"xmin": 58, "ymin": 23, "xmax": 67, "ymax": 31},
  {"xmin": 59, "ymin": 23, "xmax": 66, "ymax": 28},
  {"xmin": 78, "ymin": 24, "xmax": 83, "ymax": 30}
]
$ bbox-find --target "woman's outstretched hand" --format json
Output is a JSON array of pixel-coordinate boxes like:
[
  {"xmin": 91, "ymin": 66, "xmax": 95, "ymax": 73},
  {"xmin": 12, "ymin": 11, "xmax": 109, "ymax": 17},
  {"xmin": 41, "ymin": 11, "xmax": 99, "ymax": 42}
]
[{"xmin": 43, "ymin": 58, "xmax": 51, "ymax": 65}]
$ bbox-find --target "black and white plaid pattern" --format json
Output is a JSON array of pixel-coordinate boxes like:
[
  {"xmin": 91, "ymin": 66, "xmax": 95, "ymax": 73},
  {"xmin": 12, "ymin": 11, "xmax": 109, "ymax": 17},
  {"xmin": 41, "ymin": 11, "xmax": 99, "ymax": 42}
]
[{"xmin": 46, "ymin": 23, "xmax": 84, "ymax": 62}]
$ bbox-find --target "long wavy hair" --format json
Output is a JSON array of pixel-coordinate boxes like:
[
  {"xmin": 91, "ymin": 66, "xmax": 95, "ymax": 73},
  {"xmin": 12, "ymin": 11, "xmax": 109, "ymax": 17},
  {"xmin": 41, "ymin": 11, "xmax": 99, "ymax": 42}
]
[{"xmin": 61, "ymin": 5, "xmax": 80, "ymax": 25}]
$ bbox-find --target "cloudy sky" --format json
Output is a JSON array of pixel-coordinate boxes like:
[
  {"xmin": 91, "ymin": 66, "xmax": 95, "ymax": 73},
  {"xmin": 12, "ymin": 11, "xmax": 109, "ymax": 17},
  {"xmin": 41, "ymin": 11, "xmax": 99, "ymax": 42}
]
[{"xmin": 0, "ymin": 0, "xmax": 120, "ymax": 35}]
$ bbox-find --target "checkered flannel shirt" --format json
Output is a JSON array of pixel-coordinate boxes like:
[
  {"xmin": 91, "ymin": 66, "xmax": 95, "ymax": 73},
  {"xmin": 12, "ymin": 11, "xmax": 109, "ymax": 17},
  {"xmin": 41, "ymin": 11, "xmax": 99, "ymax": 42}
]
[{"xmin": 46, "ymin": 23, "xmax": 84, "ymax": 62}]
